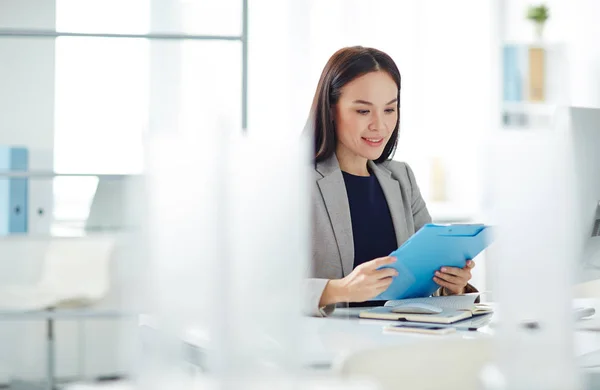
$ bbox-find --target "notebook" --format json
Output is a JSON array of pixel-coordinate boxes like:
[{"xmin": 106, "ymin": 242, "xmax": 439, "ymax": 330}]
[
  {"xmin": 385, "ymin": 293, "xmax": 494, "ymax": 316},
  {"xmin": 359, "ymin": 294, "xmax": 494, "ymax": 324},
  {"xmin": 359, "ymin": 306, "xmax": 473, "ymax": 324}
]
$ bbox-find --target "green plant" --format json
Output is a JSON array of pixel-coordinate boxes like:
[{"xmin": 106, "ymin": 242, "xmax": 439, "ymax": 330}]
[{"xmin": 527, "ymin": 4, "xmax": 550, "ymax": 24}]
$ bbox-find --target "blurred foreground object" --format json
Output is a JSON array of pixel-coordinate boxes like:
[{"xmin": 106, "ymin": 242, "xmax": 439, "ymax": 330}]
[{"xmin": 480, "ymin": 106, "xmax": 600, "ymax": 389}]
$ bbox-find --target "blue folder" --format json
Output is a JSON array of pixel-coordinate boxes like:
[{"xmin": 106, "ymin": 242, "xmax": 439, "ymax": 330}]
[
  {"xmin": 0, "ymin": 146, "xmax": 28, "ymax": 235},
  {"xmin": 375, "ymin": 223, "xmax": 492, "ymax": 300}
]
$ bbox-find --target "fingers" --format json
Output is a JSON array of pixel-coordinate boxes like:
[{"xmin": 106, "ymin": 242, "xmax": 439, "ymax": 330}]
[
  {"xmin": 439, "ymin": 266, "xmax": 466, "ymax": 277},
  {"xmin": 363, "ymin": 256, "xmax": 397, "ymax": 270},
  {"xmin": 439, "ymin": 260, "xmax": 475, "ymax": 276},
  {"xmin": 373, "ymin": 267, "xmax": 398, "ymax": 279},
  {"xmin": 375, "ymin": 277, "xmax": 394, "ymax": 291},
  {"xmin": 433, "ymin": 276, "xmax": 460, "ymax": 293},
  {"xmin": 434, "ymin": 270, "xmax": 464, "ymax": 285}
]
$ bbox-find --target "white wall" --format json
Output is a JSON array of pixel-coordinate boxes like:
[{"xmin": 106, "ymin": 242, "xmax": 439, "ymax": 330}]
[
  {"xmin": 0, "ymin": 0, "xmax": 55, "ymax": 149},
  {"xmin": 0, "ymin": 1, "xmax": 130, "ymax": 385},
  {"xmin": 0, "ymin": 0, "xmax": 57, "ymax": 384}
]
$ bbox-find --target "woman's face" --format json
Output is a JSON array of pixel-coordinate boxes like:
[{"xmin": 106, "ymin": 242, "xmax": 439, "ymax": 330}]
[{"xmin": 333, "ymin": 70, "xmax": 398, "ymax": 162}]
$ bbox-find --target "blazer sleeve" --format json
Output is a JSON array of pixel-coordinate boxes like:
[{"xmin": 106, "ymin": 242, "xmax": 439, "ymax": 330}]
[{"xmin": 304, "ymin": 278, "xmax": 336, "ymax": 317}]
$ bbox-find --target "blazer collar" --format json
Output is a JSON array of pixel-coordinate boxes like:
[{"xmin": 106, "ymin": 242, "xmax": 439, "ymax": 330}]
[
  {"xmin": 316, "ymin": 156, "xmax": 394, "ymax": 177},
  {"xmin": 315, "ymin": 156, "xmax": 409, "ymax": 276},
  {"xmin": 368, "ymin": 161, "xmax": 410, "ymax": 249}
]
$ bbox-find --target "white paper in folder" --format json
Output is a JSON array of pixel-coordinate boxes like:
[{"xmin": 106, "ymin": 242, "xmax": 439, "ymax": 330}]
[{"xmin": 0, "ymin": 237, "xmax": 115, "ymax": 311}]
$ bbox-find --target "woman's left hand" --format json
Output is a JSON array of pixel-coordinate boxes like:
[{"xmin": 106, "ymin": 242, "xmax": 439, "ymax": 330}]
[{"xmin": 433, "ymin": 260, "xmax": 475, "ymax": 295}]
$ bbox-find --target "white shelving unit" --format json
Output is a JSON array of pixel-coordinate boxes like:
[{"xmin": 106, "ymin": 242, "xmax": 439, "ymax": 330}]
[{"xmin": 501, "ymin": 42, "xmax": 568, "ymax": 130}]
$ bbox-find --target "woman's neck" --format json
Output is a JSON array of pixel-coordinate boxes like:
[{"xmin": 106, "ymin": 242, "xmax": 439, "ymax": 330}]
[{"xmin": 336, "ymin": 147, "xmax": 370, "ymax": 176}]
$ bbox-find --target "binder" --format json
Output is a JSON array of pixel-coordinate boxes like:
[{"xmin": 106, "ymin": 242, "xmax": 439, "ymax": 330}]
[
  {"xmin": 27, "ymin": 149, "xmax": 53, "ymax": 234},
  {"xmin": 503, "ymin": 45, "xmax": 523, "ymax": 102},
  {"xmin": 375, "ymin": 224, "xmax": 492, "ymax": 300},
  {"xmin": 0, "ymin": 146, "xmax": 29, "ymax": 234},
  {"xmin": 528, "ymin": 47, "xmax": 545, "ymax": 102}
]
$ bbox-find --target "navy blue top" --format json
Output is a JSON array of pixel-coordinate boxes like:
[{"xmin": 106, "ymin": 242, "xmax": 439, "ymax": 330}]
[{"xmin": 342, "ymin": 170, "xmax": 398, "ymax": 269}]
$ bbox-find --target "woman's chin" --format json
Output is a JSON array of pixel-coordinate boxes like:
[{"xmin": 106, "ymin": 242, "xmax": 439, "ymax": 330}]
[{"xmin": 359, "ymin": 149, "xmax": 385, "ymax": 162}]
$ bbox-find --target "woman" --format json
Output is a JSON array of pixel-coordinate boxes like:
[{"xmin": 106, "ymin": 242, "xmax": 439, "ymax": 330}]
[{"xmin": 306, "ymin": 46, "xmax": 477, "ymax": 317}]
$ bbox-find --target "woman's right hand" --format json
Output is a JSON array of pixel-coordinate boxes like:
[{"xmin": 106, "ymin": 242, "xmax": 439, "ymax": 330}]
[{"xmin": 320, "ymin": 256, "xmax": 398, "ymax": 306}]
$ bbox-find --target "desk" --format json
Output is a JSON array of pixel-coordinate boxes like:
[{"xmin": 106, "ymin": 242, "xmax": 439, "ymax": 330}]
[
  {"xmin": 296, "ymin": 307, "xmax": 493, "ymax": 368},
  {"xmin": 180, "ymin": 298, "xmax": 600, "ymax": 372}
]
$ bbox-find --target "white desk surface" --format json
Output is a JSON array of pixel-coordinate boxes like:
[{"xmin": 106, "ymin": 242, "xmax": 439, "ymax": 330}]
[
  {"xmin": 298, "ymin": 307, "xmax": 492, "ymax": 367},
  {"xmin": 182, "ymin": 298, "xmax": 600, "ymax": 369}
]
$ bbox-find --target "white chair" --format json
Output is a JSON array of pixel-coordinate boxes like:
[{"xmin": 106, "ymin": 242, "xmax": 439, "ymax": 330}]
[
  {"xmin": 0, "ymin": 236, "xmax": 115, "ymax": 310},
  {"xmin": 0, "ymin": 236, "xmax": 116, "ymax": 390},
  {"xmin": 334, "ymin": 338, "xmax": 493, "ymax": 390},
  {"xmin": 574, "ymin": 279, "xmax": 600, "ymax": 299}
]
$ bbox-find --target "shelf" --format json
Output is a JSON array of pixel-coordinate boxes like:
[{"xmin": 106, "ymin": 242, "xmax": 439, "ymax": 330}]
[
  {"xmin": 502, "ymin": 101, "xmax": 558, "ymax": 113},
  {"xmin": 501, "ymin": 41, "xmax": 566, "ymax": 50},
  {"xmin": 0, "ymin": 171, "xmax": 136, "ymax": 178},
  {"xmin": 501, "ymin": 41, "xmax": 567, "ymax": 130}
]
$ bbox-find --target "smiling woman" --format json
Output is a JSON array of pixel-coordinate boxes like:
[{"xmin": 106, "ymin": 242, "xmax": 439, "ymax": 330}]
[
  {"xmin": 311, "ymin": 46, "xmax": 401, "ymax": 169},
  {"xmin": 304, "ymin": 46, "xmax": 478, "ymax": 317},
  {"xmin": 333, "ymin": 71, "xmax": 399, "ymax": 175}
]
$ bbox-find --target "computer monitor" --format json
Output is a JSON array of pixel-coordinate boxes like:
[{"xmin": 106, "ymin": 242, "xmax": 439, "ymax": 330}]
[
  {"xmin": 85, "ymin": 175, "xmax": 145, "ymax": 233},
  {"xmin": 567, "ymin": 107, "xmax": 600, "ymax": 284}
]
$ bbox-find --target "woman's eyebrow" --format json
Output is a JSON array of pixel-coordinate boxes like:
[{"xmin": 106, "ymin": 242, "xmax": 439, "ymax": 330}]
[{"xmin": 352, "ymin": 98, "xmax": 397, "ymax": 105}]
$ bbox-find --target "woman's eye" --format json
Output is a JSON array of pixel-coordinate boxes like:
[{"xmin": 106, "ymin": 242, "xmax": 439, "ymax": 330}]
[
  {"xmin": 356, "ymin": 110, "xmax": 370, "ymax": 115},
  {"xmin": 385, "ymin": 108, "xmax": 396, "ymax": 114}
]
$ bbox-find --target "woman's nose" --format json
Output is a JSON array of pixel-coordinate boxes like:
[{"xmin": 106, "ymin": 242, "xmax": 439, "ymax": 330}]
[{"xmin": 369, "ymin": 113, "xmax": 385, "ymax": 131}]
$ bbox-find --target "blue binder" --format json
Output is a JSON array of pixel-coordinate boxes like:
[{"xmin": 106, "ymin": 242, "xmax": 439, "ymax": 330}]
[
  {"xmin": 375, "ymin": 224, "xmax": 492, "ymax": 300},
  {"xmin": 0, "ymin": 146, "xmax": 29, "ymax": 234},
  {"xmin": 503, "ymin": 44, "xmax": 523, "ymax": 102}
]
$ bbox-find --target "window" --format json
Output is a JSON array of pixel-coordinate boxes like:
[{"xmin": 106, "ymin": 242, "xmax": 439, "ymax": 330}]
[{"xmin": 52, "ymin": 1, "xmax": 245, "ymax": 232}]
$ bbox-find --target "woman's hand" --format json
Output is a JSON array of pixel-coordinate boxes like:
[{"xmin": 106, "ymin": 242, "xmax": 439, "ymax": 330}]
[
  {"xmin": 433, "ymin": 260, "xmax": 475, "ymax": 295},
  {"xmin": 320, "ymin": 256, "xmax": 398, "ymax": 306}
]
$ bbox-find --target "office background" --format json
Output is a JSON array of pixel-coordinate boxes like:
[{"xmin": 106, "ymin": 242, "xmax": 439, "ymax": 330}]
[{"xmin": 1, "ymin": 0, "xmax": 600, "ymax": 386}]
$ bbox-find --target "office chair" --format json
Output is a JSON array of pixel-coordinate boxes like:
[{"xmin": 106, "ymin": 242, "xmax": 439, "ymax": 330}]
[
  {"xmin": 334, "ymin": 338, "xmax": 492, "ymax": 390},
  {"xmin": 0, "ymin": 236, "xmax": 116, "ymax": 390},
  {"xmin": 0, "ymin": 236, "xmax": 115, "ymax": 310}
]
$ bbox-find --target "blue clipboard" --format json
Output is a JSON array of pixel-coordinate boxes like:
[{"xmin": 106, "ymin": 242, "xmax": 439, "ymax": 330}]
[{"xmin": 374, "ymin": 223, "xmax": 492, "ymax": 300}]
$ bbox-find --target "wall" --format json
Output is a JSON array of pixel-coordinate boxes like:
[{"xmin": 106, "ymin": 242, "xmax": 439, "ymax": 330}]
[
  {"xmin": 0, "ymin": 1, "xmax": 130, "ymax": 385},
  {"xmin": 0, "ymin": 0, "xmax": 57, "ymax": 384},
  {"xmin": 0, "ymin": 0, "xmax": 55, "ymax": 149}
]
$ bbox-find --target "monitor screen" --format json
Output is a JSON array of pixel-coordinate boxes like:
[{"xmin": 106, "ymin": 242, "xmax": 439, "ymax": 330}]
[
  {"xmin": 85, "ymin": 175, "xmax": 145, "ymax": 233},
  {"xmin": 568, "ymin": 107, "xmax": 600, "ymax": 283}
]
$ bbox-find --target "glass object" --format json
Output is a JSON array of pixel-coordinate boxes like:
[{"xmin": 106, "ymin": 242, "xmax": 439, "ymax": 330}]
[
  {"xmin": 56, "ymin": 0, "xmax": 150, "ymax": 35},
  {"xmin": 54, "ymin": 37, "xmax": 149, "ymax": 175}
]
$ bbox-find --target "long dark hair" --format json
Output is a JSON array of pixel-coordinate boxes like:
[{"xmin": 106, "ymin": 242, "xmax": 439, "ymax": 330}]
[{"xmin": 306, "ymin": 46, "xmax": 401, "ymax": 164}]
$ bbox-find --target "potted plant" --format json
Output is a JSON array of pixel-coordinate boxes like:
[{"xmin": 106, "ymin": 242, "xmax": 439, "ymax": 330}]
[{"xmin": 526, "ymin": 4, "xmax": 550, "ymax": 39}]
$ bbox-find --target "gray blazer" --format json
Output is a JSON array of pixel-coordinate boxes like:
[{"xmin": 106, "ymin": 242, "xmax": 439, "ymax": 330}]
[{"xmin": 305, "ymin": 155, "xmax": 432, "ymax": 317}]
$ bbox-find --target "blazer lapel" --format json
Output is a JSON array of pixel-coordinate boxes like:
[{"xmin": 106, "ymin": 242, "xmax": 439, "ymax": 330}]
[
  {"xmin": 369, "ymin": 161, "xmax": 410, "ymax": 248},
  {"xmin": 316, "ymin": 157, "xmax": 354, "ymax": 277}
]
